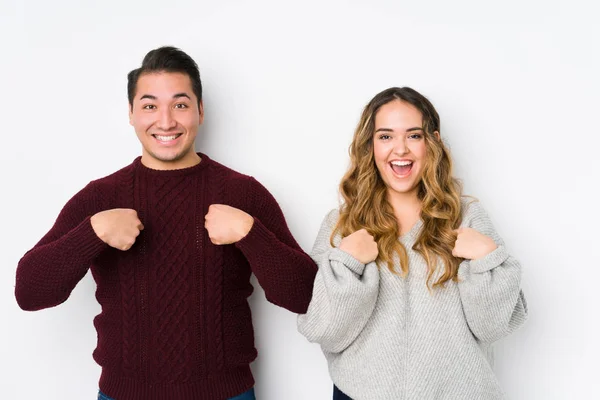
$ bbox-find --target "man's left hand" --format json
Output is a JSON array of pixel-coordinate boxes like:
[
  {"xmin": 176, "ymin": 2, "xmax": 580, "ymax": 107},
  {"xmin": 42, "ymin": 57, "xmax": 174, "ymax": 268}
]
[{"xmin": 205, "ymin": 204, "xmax": 254, "ymax": 245}]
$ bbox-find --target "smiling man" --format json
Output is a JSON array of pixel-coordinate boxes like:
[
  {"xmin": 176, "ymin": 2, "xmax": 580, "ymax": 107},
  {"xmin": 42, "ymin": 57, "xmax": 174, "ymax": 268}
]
[{"xmin": 15, "ymin": 46, "xmax": 317, "ymax": 400}]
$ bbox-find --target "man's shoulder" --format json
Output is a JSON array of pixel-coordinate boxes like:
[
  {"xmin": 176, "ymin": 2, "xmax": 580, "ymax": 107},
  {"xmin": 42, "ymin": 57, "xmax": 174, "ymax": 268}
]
[
  {"xmin": 208, "ymin": 157, "xmax": 255, "ymax": 186},
  {"xmin": 88, "ymin": 161, "xmax": 137, "ymax": 192}
]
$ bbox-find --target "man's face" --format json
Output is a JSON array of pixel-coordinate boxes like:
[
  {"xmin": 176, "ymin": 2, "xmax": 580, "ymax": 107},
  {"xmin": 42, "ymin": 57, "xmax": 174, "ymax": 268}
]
[{"xmin": 129, "ymin": 71, "xmax": 203, "ymax": 170}]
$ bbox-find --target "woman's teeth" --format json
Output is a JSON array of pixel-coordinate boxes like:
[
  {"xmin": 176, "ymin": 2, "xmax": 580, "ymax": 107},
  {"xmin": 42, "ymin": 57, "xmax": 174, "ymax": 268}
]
[{"xmin": 390, "ymin": 160, "xmax": 413, "ymax": 175}]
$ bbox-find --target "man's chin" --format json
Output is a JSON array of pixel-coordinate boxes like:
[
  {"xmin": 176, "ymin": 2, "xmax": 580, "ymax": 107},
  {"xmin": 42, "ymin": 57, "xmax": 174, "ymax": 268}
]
[{"xmin": 147, "ymin": 148, "xmax": 188, "ymax": 163}]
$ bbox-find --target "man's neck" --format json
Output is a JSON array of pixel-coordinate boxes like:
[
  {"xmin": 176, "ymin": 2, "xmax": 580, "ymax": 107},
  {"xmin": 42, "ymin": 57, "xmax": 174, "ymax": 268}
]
[{"xmin": 140, "ymin": 152, "xmax": 201, "ymax": 171}]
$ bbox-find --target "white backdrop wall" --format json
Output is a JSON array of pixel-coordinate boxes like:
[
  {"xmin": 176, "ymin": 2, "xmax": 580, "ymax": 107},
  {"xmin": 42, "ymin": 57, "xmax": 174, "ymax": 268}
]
[{"xmin": 1, "ymin": 0, "xmax": 599, "ymax": 399}]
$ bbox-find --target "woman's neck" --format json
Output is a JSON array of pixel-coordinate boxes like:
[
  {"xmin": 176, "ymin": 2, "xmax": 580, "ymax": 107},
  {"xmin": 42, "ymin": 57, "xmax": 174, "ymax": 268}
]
[{"xmin": 387, "ymin": 190, "xmax": 422, "ymax": 235}]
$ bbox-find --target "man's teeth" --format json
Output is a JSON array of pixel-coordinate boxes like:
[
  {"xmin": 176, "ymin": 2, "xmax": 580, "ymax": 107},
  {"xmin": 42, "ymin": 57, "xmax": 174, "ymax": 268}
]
[
  {"xmin": 154, "ymin": 134, "xmax": 181, "ymax": 141},
  {"xmin": 391, "ymin": 160, "xmax": 413, "ymax": 166}
]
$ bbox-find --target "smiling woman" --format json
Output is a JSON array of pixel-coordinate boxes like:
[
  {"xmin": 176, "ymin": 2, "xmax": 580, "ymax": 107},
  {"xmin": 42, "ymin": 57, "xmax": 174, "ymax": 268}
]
[
  {"xmin": 372, "ymin": 100, "xmax": 428, "ymax": 206},
  {"xmin": 298, "ymin": 87, "xmax": 528, "ymax": 400}
]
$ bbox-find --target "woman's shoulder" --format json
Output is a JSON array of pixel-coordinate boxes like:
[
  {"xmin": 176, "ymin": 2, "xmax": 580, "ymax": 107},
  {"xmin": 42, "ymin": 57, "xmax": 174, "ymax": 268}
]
[
  {"xmin": 460, "ymin": 196, "xmax": 494, "ymax": 230},
  {"xmin": 314, "ymin": 208, "xmax": 342, "ymax": 245},
  {"xmin": 323, "ymin": 208, "xmax": 341, "ymax": 225}
]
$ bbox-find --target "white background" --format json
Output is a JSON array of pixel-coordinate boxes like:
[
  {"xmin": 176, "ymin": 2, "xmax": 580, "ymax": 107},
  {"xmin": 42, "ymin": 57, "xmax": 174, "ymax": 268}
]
[{"xmin": 1, "ymin": 0, "xmax": 599, "ymax": 399}]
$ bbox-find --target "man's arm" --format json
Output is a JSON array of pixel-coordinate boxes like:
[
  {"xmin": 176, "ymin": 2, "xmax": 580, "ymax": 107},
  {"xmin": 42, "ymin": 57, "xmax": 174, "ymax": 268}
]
[
  {"xmin": 205, "ymin": 177, "xmax": 317, "ymax": 314},
  {"xmin": 15, "ymin": 181, "xmax": 144, "ymax": 311},
  {"xmin": 15, "ymin": 182, "xmax": 107, "ymax": 311}
]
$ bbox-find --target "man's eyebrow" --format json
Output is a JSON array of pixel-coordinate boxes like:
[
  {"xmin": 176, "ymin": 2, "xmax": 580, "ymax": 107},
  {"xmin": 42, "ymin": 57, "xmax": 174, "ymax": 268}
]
[
  {"xmin": 173, "ymin": 93, "xmax": 191, "ymax": 100},
  {"xmin": 138, "ymin": 93, "xmax": 191, "ymax": 101}
]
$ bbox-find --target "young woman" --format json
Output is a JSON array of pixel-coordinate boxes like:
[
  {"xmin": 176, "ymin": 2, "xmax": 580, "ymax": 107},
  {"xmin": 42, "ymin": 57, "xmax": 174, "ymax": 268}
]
[{"xmin": 298, "ymin": 87, "xmax": 528, "ymax": 400}]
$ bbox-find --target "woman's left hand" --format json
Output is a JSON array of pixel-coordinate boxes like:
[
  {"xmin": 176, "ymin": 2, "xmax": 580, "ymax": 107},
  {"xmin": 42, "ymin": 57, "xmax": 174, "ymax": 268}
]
[{"xmin": 452, "ymin": 227, "xmax": 497, "ymax": 260}]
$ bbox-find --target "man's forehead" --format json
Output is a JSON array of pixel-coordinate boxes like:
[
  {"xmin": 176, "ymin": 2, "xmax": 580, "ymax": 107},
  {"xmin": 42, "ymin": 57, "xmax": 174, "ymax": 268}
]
[
  {"xmin": 138, "ymin": 71, "xmax": 191, "ymax": 85},
  {"xmin": 136, "ymin": 73, "xmax": 194, "ymax": 97}
]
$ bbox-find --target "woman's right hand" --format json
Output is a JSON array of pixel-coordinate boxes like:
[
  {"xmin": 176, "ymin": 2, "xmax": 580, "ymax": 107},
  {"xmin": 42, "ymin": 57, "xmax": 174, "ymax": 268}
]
[{"xmin": 339, "ymin": 229, "xmax": 379, "ymax": 264}]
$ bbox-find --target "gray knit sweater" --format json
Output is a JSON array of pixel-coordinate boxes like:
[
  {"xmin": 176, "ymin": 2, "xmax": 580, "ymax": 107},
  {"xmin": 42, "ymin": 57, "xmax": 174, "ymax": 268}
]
[{"xmin": 298, "ymin": 199, "xmax": 528, "ymax": 400}]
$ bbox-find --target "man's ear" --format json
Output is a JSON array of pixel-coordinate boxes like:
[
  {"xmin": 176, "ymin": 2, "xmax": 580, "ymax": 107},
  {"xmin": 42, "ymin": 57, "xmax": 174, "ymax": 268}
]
[{"xmin": 198, "ymin": 100, "xmax": 204, "ymax": 124}]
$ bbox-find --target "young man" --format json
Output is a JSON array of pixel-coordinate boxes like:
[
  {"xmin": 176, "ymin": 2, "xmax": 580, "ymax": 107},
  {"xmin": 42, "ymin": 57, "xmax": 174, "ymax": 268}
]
[{"xmin": 15, "ymin": 46, "xmax": 317, "ymax": 400}]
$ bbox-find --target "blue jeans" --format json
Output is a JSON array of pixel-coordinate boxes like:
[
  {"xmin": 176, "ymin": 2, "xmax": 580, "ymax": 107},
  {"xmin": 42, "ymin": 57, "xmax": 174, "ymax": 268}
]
[
  {"xmin": 98, "ymin": 388, "xmax": 255, "ymax": 400},
  {"xmin": 333, "ymin": 385, "xmax": 352, "ymax": 400},
  {"xmin": 230, "ymin": 388, "xmax": 256, "ymax": 400}
]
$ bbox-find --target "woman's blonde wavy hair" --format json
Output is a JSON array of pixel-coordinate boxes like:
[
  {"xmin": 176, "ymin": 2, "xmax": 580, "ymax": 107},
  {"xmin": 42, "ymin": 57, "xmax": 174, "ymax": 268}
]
[{"xmin": 331, "ymin": 87, "xmax": 464, "ymax": 288}]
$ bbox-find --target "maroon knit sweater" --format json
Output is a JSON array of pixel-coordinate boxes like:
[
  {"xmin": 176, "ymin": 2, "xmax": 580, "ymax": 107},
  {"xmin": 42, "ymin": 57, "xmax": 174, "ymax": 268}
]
[{"xmin": 15, "ymin": 153, "xmax": 317, "ymax": 400}]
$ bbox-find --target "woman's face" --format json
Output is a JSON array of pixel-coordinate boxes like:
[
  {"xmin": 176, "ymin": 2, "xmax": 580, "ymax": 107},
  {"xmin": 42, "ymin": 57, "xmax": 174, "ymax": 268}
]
[{"xmin": 372, "ymin": 100, "xmax": 428, "ymax": 198}]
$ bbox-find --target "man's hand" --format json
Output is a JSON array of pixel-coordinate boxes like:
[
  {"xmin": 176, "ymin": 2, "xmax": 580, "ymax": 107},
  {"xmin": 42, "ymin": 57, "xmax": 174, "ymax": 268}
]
[
  {"xmin": 205, "ymin": 204, "xmax": 254, "ymax": 245},
  {"xmin": 339, "ymin": 229, "xmax": 379, "ymax": 264},
  {"xmin": 452, "ymin": 227, "xmax": 497, "ymax": 260},
  {"xmin": 91, "ymin": 209, "xmax": 144, "ymax": 251}
]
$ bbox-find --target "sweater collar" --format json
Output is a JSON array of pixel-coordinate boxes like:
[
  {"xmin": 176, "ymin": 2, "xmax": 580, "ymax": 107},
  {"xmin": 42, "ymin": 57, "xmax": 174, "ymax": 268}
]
[{"xmin": 134, "ymin": 152, "xmax": 212, "ymax": 178}]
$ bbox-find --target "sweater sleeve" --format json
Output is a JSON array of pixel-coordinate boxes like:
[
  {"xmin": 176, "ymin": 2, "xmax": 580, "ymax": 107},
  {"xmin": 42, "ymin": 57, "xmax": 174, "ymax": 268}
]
[
  {"xmin": 457, "ymin": 201, "xmax": 528, "ymax": 343},
  {"xmin": 297, "ymin": 210, "xmax": 380, "ymax": 354},
  {"xmin": 234, "ymin": 177, "xmax": 318, "ymax": 314},
  {"xmin": 15, "ymin": 182, "xmax": 108, "ymax": 311}
]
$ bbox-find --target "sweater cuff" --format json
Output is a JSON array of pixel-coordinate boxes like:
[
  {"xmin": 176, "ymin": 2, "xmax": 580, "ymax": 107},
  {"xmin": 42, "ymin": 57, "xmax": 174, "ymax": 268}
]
[
  {"xmin": 458, "ymin": 245, "xmax": 510, "ymax": 278},
  {"xmin": 235, "ymin": 217, "xmax": 276, "ymax": 256},
  {"xmin": 329, "ymin": 248, "xmax": 366, "ymax": 276},
  {"xmin": 69, "ymin": 217, "xmax": 109, "ymax": 261}
]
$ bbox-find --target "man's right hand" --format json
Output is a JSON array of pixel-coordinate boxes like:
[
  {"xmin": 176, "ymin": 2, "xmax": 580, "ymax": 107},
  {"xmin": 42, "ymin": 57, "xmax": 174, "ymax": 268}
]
[
  {"xmin": 91, "ymin": 209, "xmax": 144, "ymax": 251},
  {"xmin": 339, "ymin": 229, "xmax": 378, "ymax": 264}
]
